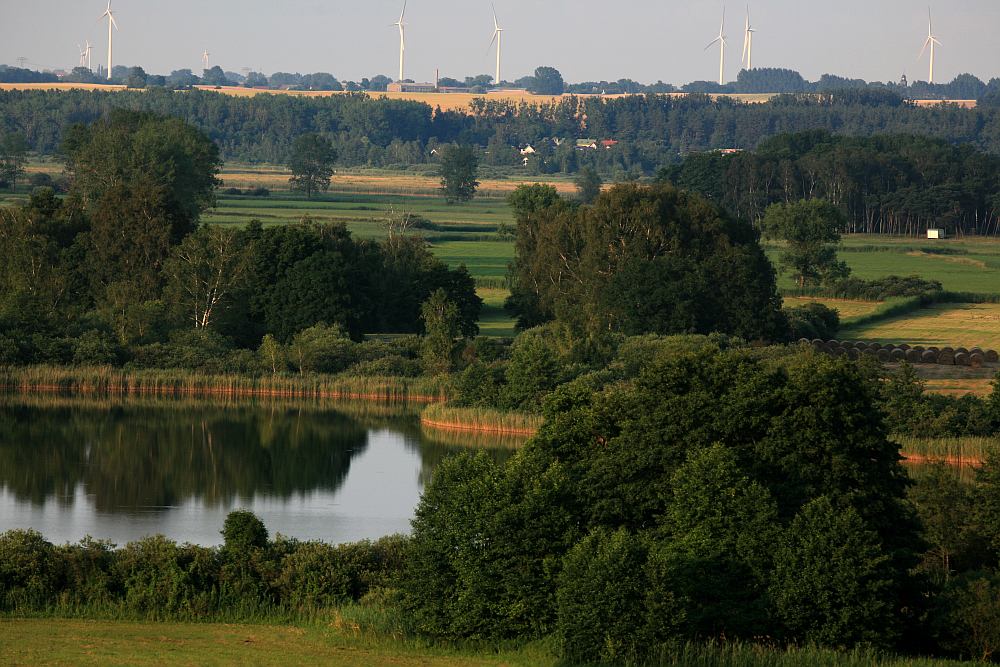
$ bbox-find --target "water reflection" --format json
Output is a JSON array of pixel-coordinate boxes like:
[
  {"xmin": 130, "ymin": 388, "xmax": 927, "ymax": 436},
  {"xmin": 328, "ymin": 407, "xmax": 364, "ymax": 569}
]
[{"xmin": 0, "ymin": 395, "xmax": 516, "ymax": 546}]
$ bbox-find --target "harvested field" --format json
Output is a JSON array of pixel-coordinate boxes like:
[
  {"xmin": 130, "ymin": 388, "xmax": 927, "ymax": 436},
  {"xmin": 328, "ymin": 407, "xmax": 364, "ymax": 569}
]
[{"xmin": 841, "ymin": 303, "xmax": 1000, "ymax": 351}]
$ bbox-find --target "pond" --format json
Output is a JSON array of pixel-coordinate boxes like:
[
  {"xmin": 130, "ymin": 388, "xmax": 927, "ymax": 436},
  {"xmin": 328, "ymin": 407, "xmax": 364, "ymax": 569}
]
[{"xmin": 0, "ymin": 395, "xmax": 516, "ymax": 547}]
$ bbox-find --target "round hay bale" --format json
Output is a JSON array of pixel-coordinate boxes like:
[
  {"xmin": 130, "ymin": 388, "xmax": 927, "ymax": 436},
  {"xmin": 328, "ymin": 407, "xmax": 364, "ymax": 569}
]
[
  {"xmin": 987, "ymin": 350, "xmax": 999, "ymax": 363},
  {"xmin": 941, "ymin": 347, "xmax": 955, "ymax": 356},
  {"xmin": 811, "ymin": 339, "xmax": 825, "ymax": 348},
  {"xmin": 867, "ymin": 342, "xmax": 882, "ymax": 352},
  {"xmin": 798, "ymin": 338, "xmax": 811, "ymax": 346},
  {"xmin": 927, "ymin": 347, "xmax": 940, "ymax": 354},
  {"xmin": 831, "ymin": 347, "xmax": 846, "ymax": 358},
  {"xmin": 855, "ymin": 341, "xmax": 869, "ymax": 350},
  {"xmin": 970, "ymin": 353, "xmax": 985, "ymax": 368},
  {"xmin": 862, "ymin": 347, "xmax": 877, "ymax": 357},
  {"xmin": 970, "ymin": 347, "xmax": 984, "ymax": 355},
  {"xmin": 955, "ymin": 347, "xmax": 969, "ymax": 356},
  {"xmin": 876, "ymin": 349, "xmax": 891, "ymax": 363},
  {"xmin": 905, "ymin": 349, "xmax": 922, "ymax": 363},
  {"xmin": 846, "ymin": 348, "xmax": 861, "ymax": 361},
  {"xmin": 890, "ymin": 349, "xmax": 906, "ymax": 362},
  {"xmin": 921, "ymin": 350, "xmax": 938, "ymax": 364},
  {"xmin": 898, "ymin": 343, "xmax": 911, "ymax": 351},
  {"xmin": 913, "ymin": 345, "xmax": 925, "ymax": 353},
  {"xmin": 955, "ymin": 352, "xmax": 971, "ymax": 367},
  {"xmin": 827, "ymin": 340, "xmax": 840, "ymax": 348},
  {"xmin": 938, "ymin": 351, "xmax": 956, "ymax": 366}
]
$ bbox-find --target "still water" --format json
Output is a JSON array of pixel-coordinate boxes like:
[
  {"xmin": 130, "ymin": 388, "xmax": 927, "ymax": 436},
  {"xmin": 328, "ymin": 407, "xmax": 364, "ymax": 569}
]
[{"xmin": 0, "ymin": 395, "xmax": 513, "ymax": 546}]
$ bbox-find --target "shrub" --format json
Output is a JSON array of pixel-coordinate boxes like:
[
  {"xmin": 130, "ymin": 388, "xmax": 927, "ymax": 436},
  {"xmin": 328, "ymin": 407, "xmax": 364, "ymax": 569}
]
[
  {"xmin": 0, "ymin": 529, "xmax": 60, "ymax": 610},
  {"xmin": 72, "ymin": 329, "xmax": 124, "ymax": 366},
  {"xmin": 222, "ymin": 510, "xmax": 268, "ymax": 554},
  {"xmin": 785, "ymin": 302, "xmax": 840, "ymax": 341},
  {"xmin": 113, "ymin": 535, "xmax": 218, "ymax": 616},
  {"xmin": 275, "ymin": 542, "xmax": 352, "ymax": 609},
  {"xmin": 54, "ymin": 537, "xmax": 117, "ymax": 608},
  {"xmin": 556, "ymin": 528, "xmax": 650, "ymax": 665},
  {"xmin": 289, "ymin": 324, "xmax": 356, "ymax": 374}
]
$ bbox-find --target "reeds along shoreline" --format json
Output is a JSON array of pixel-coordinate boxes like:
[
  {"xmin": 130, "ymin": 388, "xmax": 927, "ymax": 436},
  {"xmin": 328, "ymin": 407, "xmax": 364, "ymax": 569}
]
[
  {"xmin": 419, "ymin": 403, "xmax": 543, "ymax": 438},
  {"xmin": 895, "ymin": 436, "xmax": 1000, "ymax": 468},
  {"xmin": 0, "ymin": 366, "xmax": 451, "ymax": 403}
]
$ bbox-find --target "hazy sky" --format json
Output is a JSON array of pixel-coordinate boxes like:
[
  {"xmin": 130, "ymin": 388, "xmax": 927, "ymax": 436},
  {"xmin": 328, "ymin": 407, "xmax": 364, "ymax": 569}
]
[{"xmin": 2, "ymin": 1, "xmax": 998, "ymax": 85}]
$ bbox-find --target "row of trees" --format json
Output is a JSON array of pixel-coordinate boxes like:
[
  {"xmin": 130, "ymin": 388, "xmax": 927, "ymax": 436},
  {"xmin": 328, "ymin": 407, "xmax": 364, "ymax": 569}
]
[
  {"xmin": 0, "ymin": 111, "xmax": 480, "ymax": 367},
  {"xmin": 664, "ymin": 131, "xmax": 1000, "ymax": 235},
  {"xmin": 5, "ymin": 88, "xmax": 1000, "ymax": 171}
]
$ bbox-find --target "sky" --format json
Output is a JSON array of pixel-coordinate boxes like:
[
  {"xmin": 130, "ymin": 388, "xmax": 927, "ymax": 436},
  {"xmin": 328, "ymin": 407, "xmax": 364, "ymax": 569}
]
[{"xmin": 2, "ymin": 1, "xmax": 998, "ymax": 86}]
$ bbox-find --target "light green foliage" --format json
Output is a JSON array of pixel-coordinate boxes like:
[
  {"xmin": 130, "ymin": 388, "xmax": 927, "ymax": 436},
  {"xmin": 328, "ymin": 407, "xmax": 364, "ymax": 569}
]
[
  {"xmin": 257, "ymin": 334, "xmax": 287, "ymax": 374},
  {"xmin": 764, "ymin": 199, "xmax": 850, "ymax": 288}
]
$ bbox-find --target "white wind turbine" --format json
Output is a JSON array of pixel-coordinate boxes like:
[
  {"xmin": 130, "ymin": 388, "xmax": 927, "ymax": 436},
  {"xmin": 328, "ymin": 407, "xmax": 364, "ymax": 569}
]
[
  {"xmin": 705, "ymin": 6, "xmax": 727, "ymax": 86},
  {"xmin": 78, "ymin": 44, "xmax": 88, "ymax": 68},
  {"xmin": 489, "ymin": 3, "xmax": 504, "ymax": 87},
  {"xmin": 742, "ymin": 6, "xmax": 755, "ymax": 71},
  {"xmin": 392, "ymin": 0, "xmax": 407, "ymax": 82},
  {"xmin": 86, "ymin": 40, "xmax": 93, "ymax": 70},
  {"xmin": 99, "ymin": 0, "xmax": 119, "ymax": 80},
  {"xmin": 202, "ymin": 49, "xmax": 211, "ymax": 70},
  {"xmin": 919, "ymin": 7, "xmax": 942, "ymax": 84}
]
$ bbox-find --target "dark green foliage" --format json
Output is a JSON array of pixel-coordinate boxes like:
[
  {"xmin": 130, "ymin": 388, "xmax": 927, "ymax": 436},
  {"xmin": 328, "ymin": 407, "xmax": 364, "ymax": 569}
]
[
  {"xmin": 769, "ymin": 497, "xmax": 897, "ymax": 648},
  {"xmin": 785, "ymin": 302, "xmax": 840, "ymax": 341},
  {"xmin": 222, "ymin": 510, "xmax": 269, "ymax": 554},
  {"xmin": 289, "ymin": 324, "xmax": 355, "ymax": 374},
  {"xmin": 763, "ymin": 199, "xmax": 850, "ymax": 288},
  {"xmin": 72, "ymin": 329, "xmax": 124, "ymax": 366},
  {"xmin": 288, "ymin": 133, "xmax": 336, "ymax": 199},
  {"xmin": 0, "ymin": 530, "xmax": 59, "ymax": 609},
  {"xmin": 506, "ymin": 183, "xmax": 787, "ymax": 340},
  {"xmin": 556, "ymin": 529, "xmax": 649, "ymax": 665},
  {"xmin": 936, "ymin": 572, "xmax": 1000, "ymax": 662},
  {"xmin": 527, "ymin": 67, "xmax": 565, "ymax": 95},
  {"xmin": 420, "ymin": 289, "xmax": 461, "ymax": 374},
  {"xmin": 574, "ymin": 167, "xmax": 602, "ymax": 204},
  {"xmin": 437, "ymin": 144, "xmax": 479, "ymax": 203}
]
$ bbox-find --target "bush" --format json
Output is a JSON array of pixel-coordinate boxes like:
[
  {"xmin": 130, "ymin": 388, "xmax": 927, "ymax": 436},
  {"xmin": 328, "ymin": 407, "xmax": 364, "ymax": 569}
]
[
  {"xmin": 343, "ymin": 355, "xmax": 422, "ymax": 377},
  {"xmin": 222, "ymin": 510, "xmax": 269, "ymax": 554},
  {"xmin": 275, "ymin": 542, "xmax": 352, "ymax": 609},
  {"xmin": 72, "ymin": 329, "xmax": 124, "ymax": 366},
  {"xmin": 556, "ymin": 528, "xmax": 650, "ymax": 665},
  {"xmin": 0, "ymin": 529, "xmax": 60, "ymax": 610},
  {"xmin": 113, "ymin": 535, "xmax": 218, "ymax": 616},
  {"xmin": 289, "ymin": 324, "xmax": 356, "ymax": 374}
]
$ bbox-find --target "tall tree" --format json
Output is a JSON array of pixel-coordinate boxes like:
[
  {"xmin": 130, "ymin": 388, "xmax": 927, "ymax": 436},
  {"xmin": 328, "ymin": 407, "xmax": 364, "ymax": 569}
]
[
  {"xmin": 0, "ymin": 133, "xmax": 28, "ymax": 192},
  {"xmin": 529, "ymin": 67, "xmax": 565, "ymax": 95},
  {"xmin": 763, "ymin": 199, "xmax": 849, "ymax": 288},
  {"xmin": 420, "ymin": 288, "xmax": 460, "ymax": 374},
  {"xmin": 288, "ymin": 133, "xmax": 336, "ymax": 200},
  {"xmin": 574, "ymin": 166, "xmax": 603, "ymax": 204},
  {"xmin": 437, "ymin": 145, "xmax": 479, "ymax": 204},
  {"xmin": 163, "ymin": 226, "xmax": 254, "ymax": 329}
]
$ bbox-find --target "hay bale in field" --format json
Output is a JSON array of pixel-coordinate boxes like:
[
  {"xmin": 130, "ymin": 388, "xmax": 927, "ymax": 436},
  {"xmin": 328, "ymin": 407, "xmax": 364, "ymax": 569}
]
[
  {"xmin": 987, "ymin": 350, "xmax": 999, "ymax": 363},
  {"xmin": 798, "ymin": 338, "xmax": 811, "ymax": 346},
  {"xmin": 827, "ymin": 340, "xmax": 840, "ymax": 347},
  {"xmin": 906, "ymin": 349, "xmax": 922, "ymax": 363},
  {"xmin": 921, "ymin": 350, "xmax": 938, "ymax": 363},
  {"xmin": 955, "ymin": 352, "xmax": 971, "ymax": 367},
  {"xmin": 955, "ymin": 347, "xmax": 969, "ymax": 356},
  {"xmin": 938, "ymin": 351, "xmax": 955, "ymax": 366},
  {"xmin": 913, "ymin": 345, "xmax": 925, "ymax": 352},
  {"xmin": 811, "ymin": 339, "xmax": 825, "ymax": 348},
  {"xmin": 970, "ymin": 347, "xmax": 984, "ymax": 357},
  {"xmin": 927, "ymin": 347, "xmax": 940, "ymax": 354},
  {"xmin": 847, "ymin": 348, "xmax": 861, "ymax": 360},
  {"xmin": 868, "ymin": 342, "xmax": 882, "ymax": 352},
  {"xmin": 891, "ymin": 349, "xmax": 906, "ymax": 362},
  {"xmin": 877, "ymin": 349, "xmax": 891, "ymax": 362},
  {"xmin": 970, "ymin": 353, "xmax": 985, "ymax": 368},
  {"xmin": 831, "ymin": 347, "xmax": 846, "ymax": 357},
  {"xmin": 862, "ymin": 347, "xmax": 877, "ymax": 357},
  {"xmin": 898, "ymin": 343, "xmax": 911, "ymax": 351},
  {"xmin": 941, "ymin": 347, "xmax": 955, "ymax": 356},
  {"xmin": 854, "ymin": 341, "xmax": 868, "ymax": 350}
]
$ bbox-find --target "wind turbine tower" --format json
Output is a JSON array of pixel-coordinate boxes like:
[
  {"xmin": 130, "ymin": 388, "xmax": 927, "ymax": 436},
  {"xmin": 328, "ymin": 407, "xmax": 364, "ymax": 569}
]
[
  {"xmin": 99, "ymin": 0, "xmax": 119, "ymax": 80},
  {"xmin": 705, "ymin": 7, "xmax": 728, "ymax": 86},
  {"xmin": 86, "ymin": 40, "xmax": 93, "ymax": 70},
  {"xmin": 742, "ymin": 6, "xmax": 755, "ymax": 71},
  {"xmin": 393, "ymin": 0, "xmax": 407, "ymax": 82},
  {"xmin": 490, "ymin": 4, "xmax": 504, "ymax": 86},
  {"xmin": 919, "ymin": 8, "xmax": 942, "ymax": 84},
  {"xmin": 78, "ymin": 44, "xmax": 88, "ymax": 68},
  {"xmin": 202, "ymin": 50, "xmax": 211, "ymax": 70}
]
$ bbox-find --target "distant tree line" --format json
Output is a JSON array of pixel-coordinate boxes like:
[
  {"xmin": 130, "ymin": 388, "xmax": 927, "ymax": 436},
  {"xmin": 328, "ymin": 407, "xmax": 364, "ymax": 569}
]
[
  {"xmin": 5, "ymin": 88, "xmax": 1000, "ymax": 175},
  {"xmin": 662, "ymin": 131, "xmax": 1000, "ymax": 236},
  {"xmin": 0, "ymin": 111, "xmax": 480, "ymax": 369}
]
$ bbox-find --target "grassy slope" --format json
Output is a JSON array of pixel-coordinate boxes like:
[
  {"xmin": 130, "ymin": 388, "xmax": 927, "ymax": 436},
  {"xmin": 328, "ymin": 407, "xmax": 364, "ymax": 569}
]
[{"xmin": 840, "ymin": 303, "xmax": 1000, "ymax": 350}]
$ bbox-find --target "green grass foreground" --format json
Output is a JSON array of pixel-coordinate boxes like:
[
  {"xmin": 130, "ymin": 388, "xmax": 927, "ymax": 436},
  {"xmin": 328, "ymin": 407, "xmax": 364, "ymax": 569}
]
[{"xmin": 0, "ymin": 618, "xmax": 978, "ymax": 667}]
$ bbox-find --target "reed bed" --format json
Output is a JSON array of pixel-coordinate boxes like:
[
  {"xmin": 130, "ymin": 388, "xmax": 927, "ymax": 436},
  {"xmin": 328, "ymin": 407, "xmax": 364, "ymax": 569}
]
[
  {"xmin": 0, "ymin": 366, "xmax": 451, "ymax": 403},
  {"xmin": 420, "ymin": 403, "xmax": 542, "ymax": 436},
  {"xmin": 894, "ymin": 436, "xmax": 1000, "ymax": 466},
  {"xmin": 419, "ymin": 422, "xmax": 531, "ymax": 449}
]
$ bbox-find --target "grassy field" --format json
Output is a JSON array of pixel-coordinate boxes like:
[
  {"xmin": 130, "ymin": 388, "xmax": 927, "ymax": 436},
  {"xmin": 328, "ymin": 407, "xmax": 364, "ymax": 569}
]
[
  {"xmin": 782, "ymin": 296, "xmax": 885, "ymax": 320},
  {"xmin": 841, "ymin": 303, "xmax": 1000, "ymax": 350},
  {"xmin": 0, "ymin": 618, "xmax": 547, "ymax": 667},
  {"xmin": 0, "ymin": 618, "xmax": 979, "ymax": 667}
]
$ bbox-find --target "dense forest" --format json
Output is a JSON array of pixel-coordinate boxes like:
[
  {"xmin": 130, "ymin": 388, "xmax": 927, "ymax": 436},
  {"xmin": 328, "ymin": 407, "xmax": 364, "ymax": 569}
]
[
  {"xmin": 663, "ymin": 131, "xmax": 1000, "ymax": 236},
  {"xmin": 3, "ymin": 88, "xmax": 1000, "ymax": 172}
]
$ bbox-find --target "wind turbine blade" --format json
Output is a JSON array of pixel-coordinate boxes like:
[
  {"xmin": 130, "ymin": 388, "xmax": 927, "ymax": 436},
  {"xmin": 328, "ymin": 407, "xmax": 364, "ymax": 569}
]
[
  {"xmin": 110, "ymin": 14, "xmax": 119, "ymax": 30},
  {"xmin": 705, "ymin": 37, "xmax": 721, "ymax": 50},
  {"xmin": 399, "ymin": 0, "xmax": 407, "ymax": 23},
  {"xmin": 489, "ymin": 30, "xmax": 499, "ymax": 49},
  {"xmin": 918, "ymin": 36, "xmax": 931, "ymax": 60},
  {"xmin": 932, "ymin": 37, "xmax": 942, "ymax": 46},
  {"xmin": 492, "ymin": 2, "xmax": 499, "ymax": 29},
  {"xmin": 742, "ymin": 33, "xmax": 749, "ymax": 65}
]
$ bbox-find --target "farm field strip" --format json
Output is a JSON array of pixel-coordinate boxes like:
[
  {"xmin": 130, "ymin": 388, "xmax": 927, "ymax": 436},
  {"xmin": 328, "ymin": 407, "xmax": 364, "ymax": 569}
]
[
  {"xmin": 782, "ymin": 296, "xmax": 884, "ymax": 320},
  {"xmin": 840, "ymin": 302, "xmax": 1000, "ymax": 350}
]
